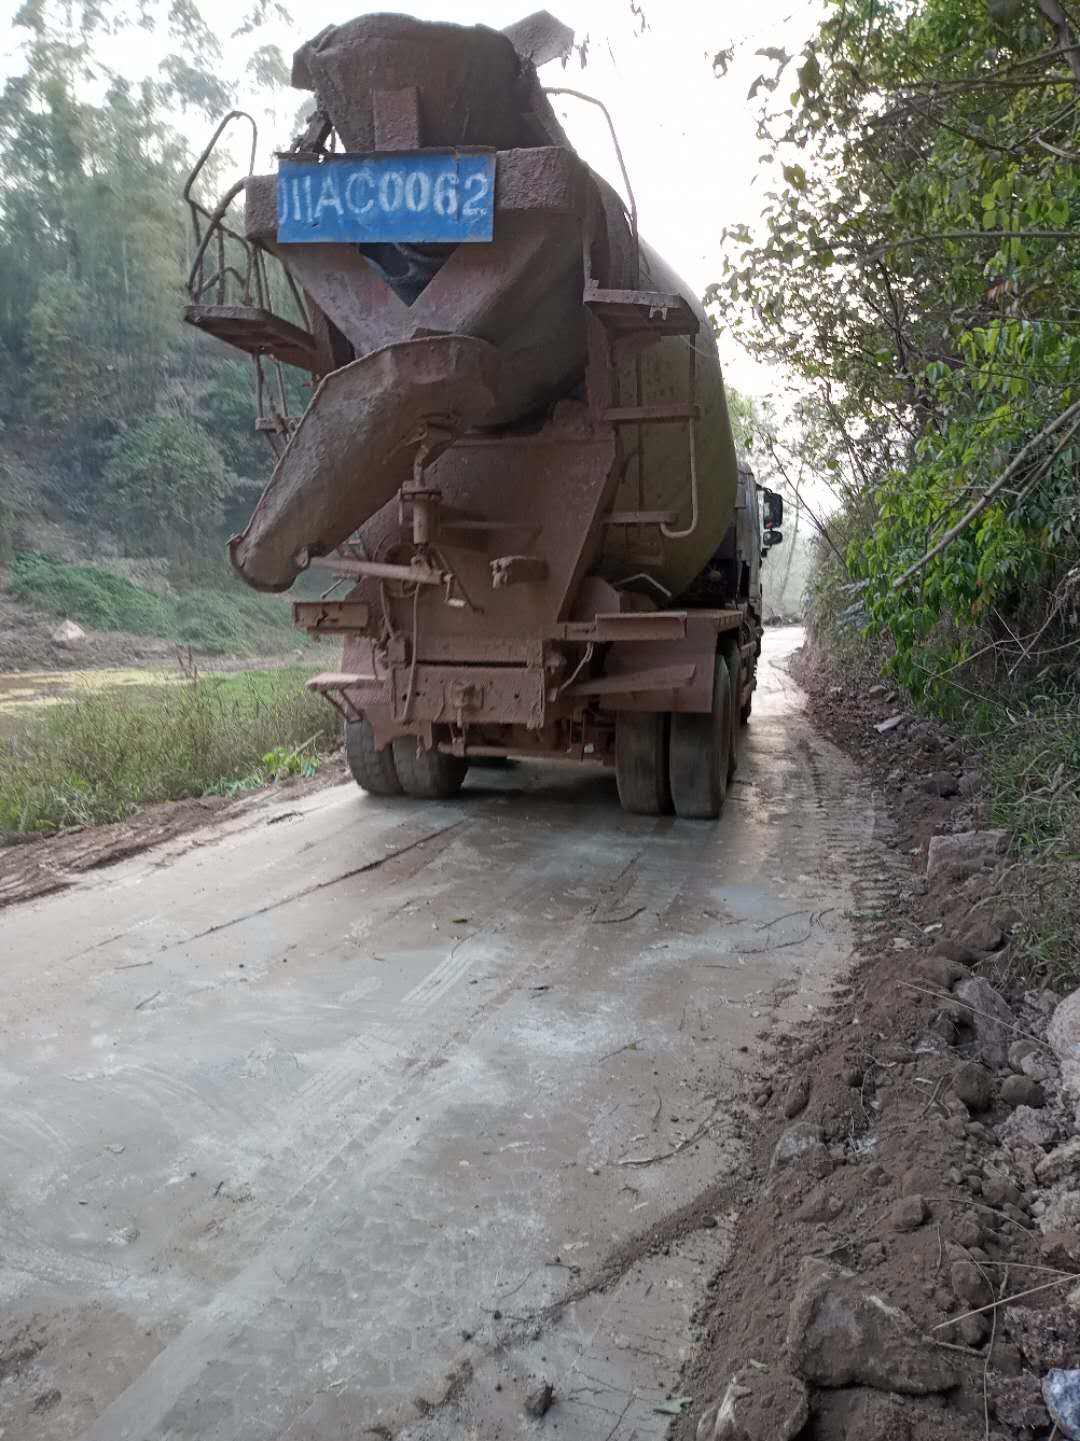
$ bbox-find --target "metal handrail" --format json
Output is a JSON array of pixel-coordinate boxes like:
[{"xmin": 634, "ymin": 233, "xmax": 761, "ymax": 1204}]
[{"xmin": 544, "ymin": 87, "xmax": 639, "ymax": 286}]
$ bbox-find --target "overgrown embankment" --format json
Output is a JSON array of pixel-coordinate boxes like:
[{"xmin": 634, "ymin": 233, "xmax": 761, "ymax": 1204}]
[
  {"xmin": 0, "ymin": 666, "xmax": 338, "ymax": 837},
  {"xmin": 679, "ymin": 646, "xmax": 1080, "ymax": 1441},
  {"xmin": 714, "ymin": 0, "xmax": 1080, "ymax": 991},
  {"xmin": 2, "ymin": 552, "xmax": 306, "ymax": 661}
]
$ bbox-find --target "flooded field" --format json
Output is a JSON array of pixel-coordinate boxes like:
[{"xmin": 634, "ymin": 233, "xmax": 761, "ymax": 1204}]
[
  {"xmin": 0, "ymin": 668, "xmax": 189, "ymax": 739},
  {"xmin": 0, "ymin": 657, "xmax": 310, "ymax": 740}
]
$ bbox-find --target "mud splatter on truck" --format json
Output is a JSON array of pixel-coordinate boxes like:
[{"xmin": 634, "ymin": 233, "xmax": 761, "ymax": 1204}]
[{"xmin": 184, "ymin": 11, "xmax": 784, "ymax": 817}]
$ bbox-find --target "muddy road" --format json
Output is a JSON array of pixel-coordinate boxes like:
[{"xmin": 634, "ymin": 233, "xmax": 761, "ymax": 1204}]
[{"xmin": 0, "ymin": 628, "xmax": 892, "ymax": 1440}]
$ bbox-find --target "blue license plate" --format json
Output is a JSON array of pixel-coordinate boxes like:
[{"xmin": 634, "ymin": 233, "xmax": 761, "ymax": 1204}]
[{"xmin": 276, "ymin": 152, "xmax": 495, "ymax": 245}]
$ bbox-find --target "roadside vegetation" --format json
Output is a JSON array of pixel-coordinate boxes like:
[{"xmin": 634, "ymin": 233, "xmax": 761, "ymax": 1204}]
[
  {"xmin": 0, "ymin": 668, "xmax": 338, "ymax": 836},
  {"xmin": 0, "ymin": 0, "xmax": 302, "ymax": 658},
  {"xmin": 7, "ymin": 552, "xmax": 303, "ymax": 654},
  {"xmin": 716, "ymin": 0, "xmax": 1080, "ymax": 983}
]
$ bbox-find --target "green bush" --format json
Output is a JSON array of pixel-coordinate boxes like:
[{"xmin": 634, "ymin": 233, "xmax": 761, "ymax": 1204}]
[
  {"xmin": 7, "ymin": 552, "xmax": 301, "ymax": 654},
  {"xmin": 9, "ymin": 553, "xmax": 173, "ymax": 633},
  {"xmin": 102, "ymin": 413, "xmax": 231, "ymax": 557},
  {"xmin": 0, "ymin": 667, "xmax": 337, "ymax": 834}
]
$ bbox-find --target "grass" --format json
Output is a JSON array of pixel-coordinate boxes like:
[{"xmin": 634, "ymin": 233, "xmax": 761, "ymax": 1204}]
[
  {"xmin": 7, "ymin": 552, "xmax": 303, "ymax": 654},
  {"xmin": 813, "ymin": 593, "xmax": 1080, "ymax": 987},
  {"xmin": 0, "ymin": 666, "xmax": 340, "ymax": 835},
  {"xmin": 980, "ymin": 692, "xmax": 1080, "ymax": 988}
]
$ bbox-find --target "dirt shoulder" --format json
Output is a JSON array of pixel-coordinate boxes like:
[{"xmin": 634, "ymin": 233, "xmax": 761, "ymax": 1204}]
[
  {"xmin": 0, "ymin": 758, "xmax": 348, "ymax": 909},
  {"xmin": 677, "ymin": 643, "xmax": 1080, "ymax": 1441}
]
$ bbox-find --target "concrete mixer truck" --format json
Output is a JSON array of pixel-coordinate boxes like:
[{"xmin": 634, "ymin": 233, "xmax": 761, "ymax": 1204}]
[{"xmin": 183, "ymin": 10, "xmax": 784, "ymax": 818}]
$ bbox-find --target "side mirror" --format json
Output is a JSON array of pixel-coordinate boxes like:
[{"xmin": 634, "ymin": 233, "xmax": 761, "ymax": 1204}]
[
  {"xmin": 762, "ymin": 489, "xmax": 784, "ymax": 529},
  {"xmin": 763, "ymin": 528, "xmax": 784, "ymax": 548}
]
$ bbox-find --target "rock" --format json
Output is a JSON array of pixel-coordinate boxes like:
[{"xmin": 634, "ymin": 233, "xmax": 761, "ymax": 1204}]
[
  {"xmin": 1001, "ymin": 1074, "xmax": 1045, "ymax": 1109},
  {"xmin": 1040, "ymin": 1188, "xmax": 1080, "ymax": 1233},
  {"xmin": 1021, "ymin": 1052, "xmax": 1054, "ymax": 1084},
  {"xmin": 926, "ymin": 829, "xmax": 1008, "ymax": 882},
  {"xmin": 958, "ymin": 771, "xmax": 980, "ymax": 797},
  {"xmin": 771, "ymin": 1122, "xmax": 830, "ymax": 1177},
  {"xmin": 923, "ymin": 770, "xmax": 959, "ymax": 798},
  {"xmin": 888, "ymin": 1195, "xmax": 927, "ymax": 1232},
  {"xmin": 952, "ymin": 1062, "xmax": 993, "ymax": 1113},
  {"xmin": 1049, "ymin": 989, "xmax": 1080, "ymax": 1124},
  {"xmin": 524, "ymin": 1381, "xmax": 554, "ymax": 1418},
  {"xmin": 1037, "ymin": 1138, "xmax": 1080, "ymax": 1186},
  {"xmin": 782, "ymin": 1073, "xmax": 811, "ymax": 1119},
  {"xmin": 954, "ymin": 975, "xmax": 1016, "ymax": 1071},
  {"xmin": 1040, "ymin": 1230, "xmax": 1080, "ymax": 1269},
  {"xmin": 786, "ymin": 1259, "xmax": 958, "ymax": 1394},
  {"xmin": 698, "ymin": 1365, "xmax": 809, "ymax": 1441},
  {"xmin": 1009, "ymin": 1039, "xmax": 1040, "ymax": 1072},
  {"xmin": 867, "ymin": 684, "xmax": 887, "ymax": 698},
  {"xmin": 993, "ymin": 1375, "xmax": 1054, "ymax": 1432},
  {"xmin": 1045, "ymin": 1369, "xmax": 1080, "ymax": 1440},
  {"xmin": 998, "ymin": 1105, "xmax": 1058, "ymax": 1152},
  {"xmin": 1009, "ymin": 1307, "xmax": 1078, "ymax": 1372},
  {"xmin": 51, "ymin": 618, "xmax": 86, "ymax": 647},
  {"xmin": 875, "ymin": 714, "xmax": 907, "ymax": 734},
  {"xmin": 962, "ymin": 919, "xmax": 1005, "ymax": 952}
]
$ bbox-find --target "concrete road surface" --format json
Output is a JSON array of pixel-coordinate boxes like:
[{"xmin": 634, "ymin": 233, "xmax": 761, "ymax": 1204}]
[{"xmin": 0, "ymin": 628, "xmax": 891, "ymax": 1440}]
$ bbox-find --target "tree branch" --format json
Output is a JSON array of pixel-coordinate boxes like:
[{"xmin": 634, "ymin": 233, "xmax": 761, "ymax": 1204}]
[
  {"xmin": 1037, "ymin": 0, "xmax": 1080, "ymax": 86},
  {"xmin": 892, "ymin": 396, "xmax": 1080, "ymax": 590},
  {"xmin": 861, "ymin": 230, "xmax": 1078, "ymax": 263}
]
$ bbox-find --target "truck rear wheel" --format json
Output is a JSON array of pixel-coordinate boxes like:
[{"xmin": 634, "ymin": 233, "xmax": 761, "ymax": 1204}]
[
  {"xmin": 669, "ymin": 656, "xmax": 732, "ymax": 819},
  {"xmin": 391, "ymin": 737, "xmax": 468, "ymax": 799},
  {"xmin": 718, "ymin": 635, "xmax": 740, "ymax": 782},
  {"xmin": 615, "ymin": 711, "xmax": 672, "ymax": 816},
  {"xmin": 345, "ymin": 717, "xmax": 403, "ymax": 797}
]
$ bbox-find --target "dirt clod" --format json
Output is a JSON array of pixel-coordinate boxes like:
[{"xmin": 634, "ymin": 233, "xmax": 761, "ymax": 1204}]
[
  {"xmin": 952, "ymin": 1060, "xmax": 993, "ymax": 1113},
  {"xmin": 524, "ymin": 1381, "xmax": 554, "ymax": 1418},
  {"xmin": 887, "ymin": 1194, "xmax": 927, "ymax": 1232},
  {"xmin": 697, "ymin": 1364, "xmax": 808, "ymax": 1440},
  {"xmin": 782, "ymin": 1073, "xmax": 811, "ymax": 1119},
  {"xmin": 786, "ymin": 1259, "xmax": 959, "ymax": 1395},
  {"xmin": 1001, "ymin": 1074, "xmax": 1046, "ymax": 1109}
]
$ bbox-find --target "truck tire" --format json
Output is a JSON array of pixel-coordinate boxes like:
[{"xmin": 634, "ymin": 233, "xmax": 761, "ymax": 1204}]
[
  {"xmin": 392, "ymin": 737, "xmax": 468, "ymax": 799},
  {"xmin": 718, "ymin": 635, "xmax": 740, "ymax": 781},
  {"xmin": 615, "ymin": 711, "xmax": 672, "ymax": 815},
  {"xmin": 345, "ymin": 717, "xmax": 403, "ymax": 796},
  {"xmin": 740, "ymin": 695, "xmax": 752, "ymax": 726},
  {"xmin": 669, "ymin": 656, "xmax": 732, "ymax": 819}
]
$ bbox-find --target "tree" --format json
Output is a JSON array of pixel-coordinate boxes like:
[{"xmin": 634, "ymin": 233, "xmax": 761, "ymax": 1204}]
[
  {"xmin": 102, "ymin": 412, "xmax": 230, "ymax": 555},
  {"xmin": 715, "ymin": 0, "xmax": 1080, "ymax": 698},
  {"xmin": 0, "ymin": 0, "xmax": 287, "ymax": 552}
]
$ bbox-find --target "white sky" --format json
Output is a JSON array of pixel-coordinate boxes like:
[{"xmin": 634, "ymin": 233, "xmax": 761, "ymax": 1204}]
[{"xmin": 1, "ymin": 0, "xmax": 822, "ymax": 398}]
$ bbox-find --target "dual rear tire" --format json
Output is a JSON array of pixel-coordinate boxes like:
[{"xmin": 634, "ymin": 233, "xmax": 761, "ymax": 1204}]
[
  {"xmin": 345, "ymin": 718, "xmax": 468, "ymax": 800},
  {"xmin": 616, "ymin": 638, "xmax": 741, "ymax": 820}
]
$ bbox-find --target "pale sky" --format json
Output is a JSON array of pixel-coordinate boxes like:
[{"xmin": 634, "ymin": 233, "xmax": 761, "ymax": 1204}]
[{"xmin": 2, "ymin": 0, "xmax": 822, "ymax": 397}]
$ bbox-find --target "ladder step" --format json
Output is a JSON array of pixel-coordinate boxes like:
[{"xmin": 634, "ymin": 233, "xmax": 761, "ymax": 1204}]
[
  {"xmin": 603, "ymin": 404, "xmax": 700, "ymax": 424},
  {"xmin": 584, "ymin": 286, "xmax": 699, "ymax": 336},
  {"xmin": 184, "ymin": 304, "xmax": 316, "ymax": 370}
]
